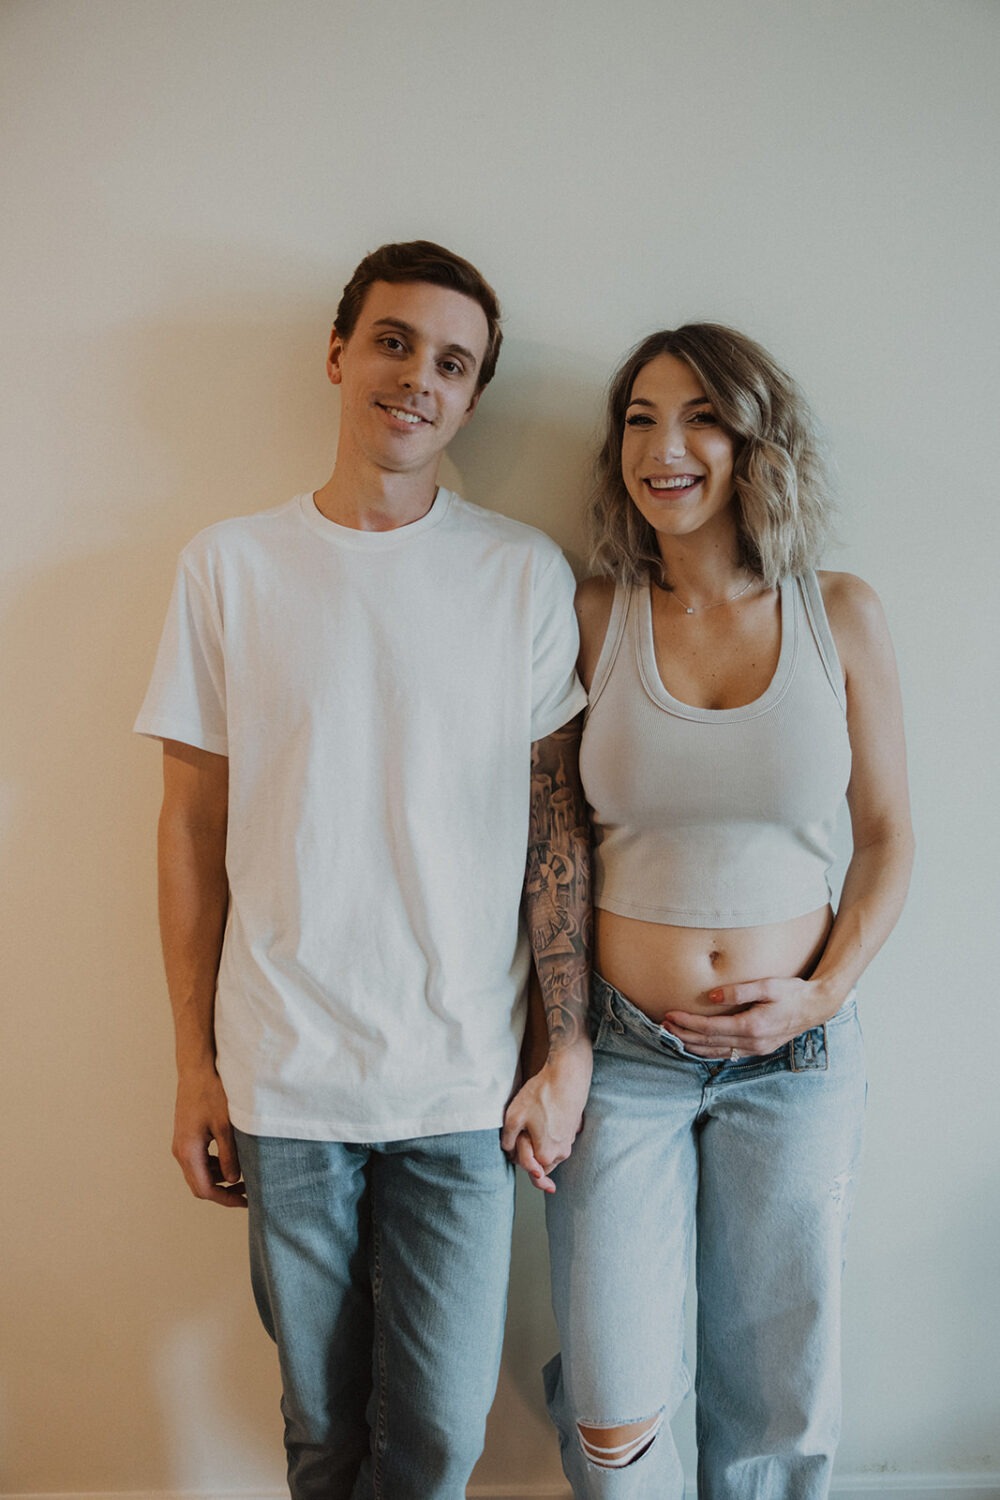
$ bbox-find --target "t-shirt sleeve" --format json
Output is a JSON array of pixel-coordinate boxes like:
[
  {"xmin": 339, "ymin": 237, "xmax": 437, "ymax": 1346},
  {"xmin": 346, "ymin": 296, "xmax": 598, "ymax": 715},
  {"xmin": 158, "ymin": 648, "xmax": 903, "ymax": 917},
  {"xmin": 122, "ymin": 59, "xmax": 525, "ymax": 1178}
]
[
  {"xmin": 529, "ymin": 548, "xmax": 588, "ymax": 742},
  {"xmin": 133, "ymin": 554, "xmax": 229, "ymax": 755}
]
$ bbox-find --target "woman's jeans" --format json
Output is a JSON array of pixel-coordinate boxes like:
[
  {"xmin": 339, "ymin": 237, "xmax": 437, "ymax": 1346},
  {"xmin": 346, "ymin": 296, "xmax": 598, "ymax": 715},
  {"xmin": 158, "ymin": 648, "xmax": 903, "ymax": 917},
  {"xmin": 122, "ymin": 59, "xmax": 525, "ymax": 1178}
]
[
  {"xmin": 236, "ymin": 1127, "xmax": 514, "ymax": 1500},
  {"xmin": 544, "ymin": 974, "xmax": 866, "ymax": 1500}
]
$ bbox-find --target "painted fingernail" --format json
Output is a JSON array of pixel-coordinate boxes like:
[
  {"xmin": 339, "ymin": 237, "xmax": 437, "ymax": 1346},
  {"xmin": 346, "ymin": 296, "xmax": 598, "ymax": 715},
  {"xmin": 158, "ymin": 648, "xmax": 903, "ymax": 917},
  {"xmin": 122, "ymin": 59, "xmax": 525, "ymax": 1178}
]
[{"xmin": 708, "ymin": 989, "xmax": 724, "ymax": 1003}]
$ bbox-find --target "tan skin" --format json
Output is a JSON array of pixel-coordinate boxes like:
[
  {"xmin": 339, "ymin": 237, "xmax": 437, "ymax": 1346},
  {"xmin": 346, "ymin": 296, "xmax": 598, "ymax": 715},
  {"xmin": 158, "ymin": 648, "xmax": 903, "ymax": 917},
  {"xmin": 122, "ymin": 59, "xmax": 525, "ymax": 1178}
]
[
  {"xmin": 574, "ymin": 353, "xmax": 914, "ymax": 1457},
  {"xmin": 159, "ymin": 280, "xmax": 591, "ymax": 1208}
]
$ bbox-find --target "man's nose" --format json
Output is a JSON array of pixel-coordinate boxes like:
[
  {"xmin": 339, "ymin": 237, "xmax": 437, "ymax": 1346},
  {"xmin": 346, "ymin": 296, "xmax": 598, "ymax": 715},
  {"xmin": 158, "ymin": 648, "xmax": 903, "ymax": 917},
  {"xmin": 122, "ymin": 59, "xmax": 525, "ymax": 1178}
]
[{"xmin": 398, "ymin": 352, "xmax": 433, "ymax": 392}]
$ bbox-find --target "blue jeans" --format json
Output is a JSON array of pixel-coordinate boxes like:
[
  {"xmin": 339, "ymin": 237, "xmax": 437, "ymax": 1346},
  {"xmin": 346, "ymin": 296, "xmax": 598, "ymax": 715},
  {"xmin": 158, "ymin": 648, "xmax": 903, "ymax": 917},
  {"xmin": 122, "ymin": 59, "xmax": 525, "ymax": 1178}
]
[
  {"xmin": 236, "ymin": 1127, "xmax": 515, "ymax": 1500},
  {"xmin": 544, "ymin": 975, "xmax": 866, "ymax": 1500}
]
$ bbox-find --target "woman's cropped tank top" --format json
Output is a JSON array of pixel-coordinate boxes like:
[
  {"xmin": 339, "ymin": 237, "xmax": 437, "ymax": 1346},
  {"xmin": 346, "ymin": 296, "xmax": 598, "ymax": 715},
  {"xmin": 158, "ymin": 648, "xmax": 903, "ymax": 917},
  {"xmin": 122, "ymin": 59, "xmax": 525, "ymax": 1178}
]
[{"xmin": 580, "ymin": 572, "xmax": 851, "ymax": 929}]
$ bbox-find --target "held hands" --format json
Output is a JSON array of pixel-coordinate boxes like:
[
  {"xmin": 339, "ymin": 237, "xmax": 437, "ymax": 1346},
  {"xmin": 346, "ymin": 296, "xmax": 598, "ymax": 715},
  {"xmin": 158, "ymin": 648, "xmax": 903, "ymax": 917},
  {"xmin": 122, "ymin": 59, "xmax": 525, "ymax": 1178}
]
[
  {"xmin": 663, "ymin": 976, "xmax": 838, "ymax": 1061},
  {"xmin": 501, "ymin": 1042, "xmax": 593, "ymax": 1194},
  {"xmin": 173, "ymin": 1068, "xmax": 247, "ymax": 1207}
]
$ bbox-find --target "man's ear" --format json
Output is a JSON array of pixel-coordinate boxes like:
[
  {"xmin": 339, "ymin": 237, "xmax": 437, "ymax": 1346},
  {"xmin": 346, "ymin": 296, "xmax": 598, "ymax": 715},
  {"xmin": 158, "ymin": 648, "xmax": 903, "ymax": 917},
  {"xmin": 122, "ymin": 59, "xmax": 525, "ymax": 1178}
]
[
  {"xmin": 460, "ymin": 387, "xmax": 483, "ymax": 425},
  {"xmin": 326, "ymin": 326, "xmax": 345, "ymax": 386}
]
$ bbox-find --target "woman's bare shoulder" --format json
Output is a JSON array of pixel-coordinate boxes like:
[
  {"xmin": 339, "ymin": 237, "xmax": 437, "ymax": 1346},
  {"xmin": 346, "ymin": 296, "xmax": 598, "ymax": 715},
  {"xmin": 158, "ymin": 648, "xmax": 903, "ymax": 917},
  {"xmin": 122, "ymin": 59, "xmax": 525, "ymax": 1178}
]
[
  {"xmin": 817, "ymin": 570, "xmax": 886, "ymax": 625},
  {"xmin": 816, "ymin": 570, "xmax": 894, "ymax": 673},
  {"xmin": 575, "ymin": 575, "xmax": 617, "ymax": 693}
]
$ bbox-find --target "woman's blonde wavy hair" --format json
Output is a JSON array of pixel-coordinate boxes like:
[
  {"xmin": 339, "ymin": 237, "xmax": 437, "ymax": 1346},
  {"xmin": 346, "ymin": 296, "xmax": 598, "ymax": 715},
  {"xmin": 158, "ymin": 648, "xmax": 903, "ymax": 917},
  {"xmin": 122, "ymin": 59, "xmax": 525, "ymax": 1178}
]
[{"xmin": 589, "ymin": 324, "xmax": 833, "ymax": 588}]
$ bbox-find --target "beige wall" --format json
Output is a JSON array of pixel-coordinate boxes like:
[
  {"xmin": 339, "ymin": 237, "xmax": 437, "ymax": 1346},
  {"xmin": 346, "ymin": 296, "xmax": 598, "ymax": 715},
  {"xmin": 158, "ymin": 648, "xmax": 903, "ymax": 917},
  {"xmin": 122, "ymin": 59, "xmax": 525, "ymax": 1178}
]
[{"xmin": 2, "ymin": 1, "xmax": 998, "ymax": 1494}]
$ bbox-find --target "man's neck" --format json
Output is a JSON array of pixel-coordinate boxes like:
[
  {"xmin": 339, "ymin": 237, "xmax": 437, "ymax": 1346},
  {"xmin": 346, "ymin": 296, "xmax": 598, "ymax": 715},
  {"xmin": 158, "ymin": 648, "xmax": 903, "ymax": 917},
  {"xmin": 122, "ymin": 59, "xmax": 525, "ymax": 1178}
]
[{"xmin": 313, "ymin": 463, "xmax": 439, "ymax": 533}]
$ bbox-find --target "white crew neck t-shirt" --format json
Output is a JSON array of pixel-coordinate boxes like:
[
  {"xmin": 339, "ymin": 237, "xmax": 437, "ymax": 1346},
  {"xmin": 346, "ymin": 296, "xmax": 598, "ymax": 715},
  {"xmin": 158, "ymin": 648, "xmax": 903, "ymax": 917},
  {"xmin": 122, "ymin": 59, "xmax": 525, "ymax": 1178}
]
[{"xmin": 136, "ymin": 490, "xmax": 585, "ymax": 1141}]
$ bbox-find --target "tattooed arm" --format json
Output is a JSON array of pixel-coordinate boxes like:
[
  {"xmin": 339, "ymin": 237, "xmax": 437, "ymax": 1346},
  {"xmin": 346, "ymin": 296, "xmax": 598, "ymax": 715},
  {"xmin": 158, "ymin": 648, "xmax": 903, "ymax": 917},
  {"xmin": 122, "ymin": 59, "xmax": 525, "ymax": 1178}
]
[{"xmin": 501, "ymin": 714, "xmax": 592, "ymax": 1193}]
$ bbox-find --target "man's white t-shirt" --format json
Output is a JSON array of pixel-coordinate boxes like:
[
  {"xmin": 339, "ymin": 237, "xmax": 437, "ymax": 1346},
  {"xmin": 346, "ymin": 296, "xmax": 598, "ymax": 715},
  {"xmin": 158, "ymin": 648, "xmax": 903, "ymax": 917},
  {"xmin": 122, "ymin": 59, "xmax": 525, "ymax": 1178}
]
[{"xmin": 136, "ymin": 489, "xmax": 586, "ymax": 1141}]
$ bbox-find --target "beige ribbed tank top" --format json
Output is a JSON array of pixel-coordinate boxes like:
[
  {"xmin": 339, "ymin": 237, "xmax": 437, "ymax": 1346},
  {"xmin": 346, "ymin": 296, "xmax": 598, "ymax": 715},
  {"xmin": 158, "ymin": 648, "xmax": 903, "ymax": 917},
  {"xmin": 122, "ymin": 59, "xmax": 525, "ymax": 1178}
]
[{"xmin": 581, "ymin": 572, "xmax": 851, "ymax": 928}]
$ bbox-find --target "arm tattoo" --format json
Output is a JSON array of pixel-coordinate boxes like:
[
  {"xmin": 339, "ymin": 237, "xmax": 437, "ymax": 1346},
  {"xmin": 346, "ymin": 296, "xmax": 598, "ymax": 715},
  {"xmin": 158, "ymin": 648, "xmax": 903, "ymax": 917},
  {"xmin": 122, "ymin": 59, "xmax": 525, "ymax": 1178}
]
[{"xmin": 525, "ymin": 714, "xmax": 592, "ymax": 1053}]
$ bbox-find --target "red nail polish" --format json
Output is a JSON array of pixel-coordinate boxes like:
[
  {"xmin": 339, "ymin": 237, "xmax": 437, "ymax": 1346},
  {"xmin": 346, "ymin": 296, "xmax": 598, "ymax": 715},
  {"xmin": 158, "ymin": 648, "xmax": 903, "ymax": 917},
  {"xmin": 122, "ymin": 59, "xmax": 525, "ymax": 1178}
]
[{"xmin": 708, "ymin": 989, "xmax": 724, "ymax": 1003}]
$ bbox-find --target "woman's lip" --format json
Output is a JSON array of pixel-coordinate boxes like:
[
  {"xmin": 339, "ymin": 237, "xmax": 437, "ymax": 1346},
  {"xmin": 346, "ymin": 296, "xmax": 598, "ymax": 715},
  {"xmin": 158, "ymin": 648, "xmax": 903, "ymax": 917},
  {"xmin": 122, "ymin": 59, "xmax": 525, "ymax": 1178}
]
[{"xmin": 644, "ymin": 475, "xmax": 702, "ymax": 493}]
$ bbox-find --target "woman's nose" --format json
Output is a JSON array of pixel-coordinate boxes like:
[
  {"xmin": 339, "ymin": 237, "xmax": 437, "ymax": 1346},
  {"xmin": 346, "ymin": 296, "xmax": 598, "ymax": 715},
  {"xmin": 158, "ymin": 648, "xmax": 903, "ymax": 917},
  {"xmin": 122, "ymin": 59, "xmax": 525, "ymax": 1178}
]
[{"xmin": 653, "ymin": 425, "xmax": 686, "ymax": 461}]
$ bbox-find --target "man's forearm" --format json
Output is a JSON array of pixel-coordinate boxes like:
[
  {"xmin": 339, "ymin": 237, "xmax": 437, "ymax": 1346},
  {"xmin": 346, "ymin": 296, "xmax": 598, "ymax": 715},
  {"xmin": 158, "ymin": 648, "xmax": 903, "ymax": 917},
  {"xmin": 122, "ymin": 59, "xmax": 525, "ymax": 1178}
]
[
  {"xmin": 157, "ymin": 742, "xmax": 231, "ymax": 1075},
  {"xmin": 158, "ymin": 809, "xmax": 229, "ymax": 1072},
  {"xmin": 157, "ymin": 744, "xmax": 244, "ymax": 1204},
  {"xmin": 524, "ymin": 714, "xmax": 591, "ymax": 1055}
]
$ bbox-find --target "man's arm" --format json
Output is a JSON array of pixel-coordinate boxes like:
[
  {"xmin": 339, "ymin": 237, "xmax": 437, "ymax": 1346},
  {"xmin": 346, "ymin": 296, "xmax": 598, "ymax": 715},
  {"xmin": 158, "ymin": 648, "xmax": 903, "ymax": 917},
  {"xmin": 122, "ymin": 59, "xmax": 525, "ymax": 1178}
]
[
  {"xmin": 501, "ymin": 713, "xmax": 592, "ymax": 1193},
  {"xmin": 158, "ymin": 739, "xmax": 245, "ymax": 1206}
]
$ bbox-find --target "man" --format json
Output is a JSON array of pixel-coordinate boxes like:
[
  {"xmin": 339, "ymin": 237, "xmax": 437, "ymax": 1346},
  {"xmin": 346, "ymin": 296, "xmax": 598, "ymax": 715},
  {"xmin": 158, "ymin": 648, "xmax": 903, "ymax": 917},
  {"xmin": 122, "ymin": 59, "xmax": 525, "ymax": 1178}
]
[{"xmin": 136, "ymin": 240, "xmax": 591, "ymax": 1499}]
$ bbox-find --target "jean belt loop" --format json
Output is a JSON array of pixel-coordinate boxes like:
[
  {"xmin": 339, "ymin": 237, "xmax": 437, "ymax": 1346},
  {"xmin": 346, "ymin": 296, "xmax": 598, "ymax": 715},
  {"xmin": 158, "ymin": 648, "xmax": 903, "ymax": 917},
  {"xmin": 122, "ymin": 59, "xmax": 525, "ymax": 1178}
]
[{"xmin": 604, "ymin": 984, "xmax": 625, "ymax": 1034}]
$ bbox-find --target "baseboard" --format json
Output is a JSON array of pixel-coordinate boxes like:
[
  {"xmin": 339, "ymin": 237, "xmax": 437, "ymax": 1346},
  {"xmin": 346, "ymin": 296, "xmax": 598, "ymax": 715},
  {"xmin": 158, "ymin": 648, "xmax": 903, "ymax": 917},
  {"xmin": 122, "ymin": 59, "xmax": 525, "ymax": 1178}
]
[
  {"xmin": 469, "ymin": 1480, "xmax": 1000, "ymax": 1500},
  {"xmin": 472, "ymin": 1478, "xmax": 1000, "ymax": 1500},
  {"xmin": 3, "ymin": 1477, "xmax": 998, "ymax": 1500},
  {"xmin": 467, "ymin": 1479, "xmax": 1000, "ymax": 1500}
]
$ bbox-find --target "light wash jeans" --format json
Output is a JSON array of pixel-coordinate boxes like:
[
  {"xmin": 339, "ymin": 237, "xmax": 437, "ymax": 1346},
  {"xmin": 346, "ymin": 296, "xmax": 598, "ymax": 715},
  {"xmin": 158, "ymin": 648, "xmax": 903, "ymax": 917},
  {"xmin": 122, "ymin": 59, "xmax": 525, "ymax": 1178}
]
[
  {"xmin": 235, "ymin": 1127, "xmax": 515, "ymax": 1500},
  {"xmin": 544, "ymin": 974, "xmax": 866, "ymax": 1500}
]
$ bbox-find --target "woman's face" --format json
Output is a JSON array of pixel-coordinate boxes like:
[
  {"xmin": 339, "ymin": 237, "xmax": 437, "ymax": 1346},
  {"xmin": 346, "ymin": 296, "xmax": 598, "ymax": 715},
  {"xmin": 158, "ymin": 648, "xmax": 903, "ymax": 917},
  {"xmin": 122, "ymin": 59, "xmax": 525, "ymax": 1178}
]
[{"xmin": 621, "ymin": 353, "xmax": 736, "ymax": 545}]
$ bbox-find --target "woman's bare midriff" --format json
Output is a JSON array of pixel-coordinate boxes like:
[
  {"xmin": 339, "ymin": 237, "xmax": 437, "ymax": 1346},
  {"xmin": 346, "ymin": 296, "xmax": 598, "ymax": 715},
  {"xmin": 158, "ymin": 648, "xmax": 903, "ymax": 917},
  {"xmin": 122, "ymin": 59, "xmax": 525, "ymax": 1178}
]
[{"xmin": 594, "ymin": 905, "xmax": 834, "ymax": 1021}]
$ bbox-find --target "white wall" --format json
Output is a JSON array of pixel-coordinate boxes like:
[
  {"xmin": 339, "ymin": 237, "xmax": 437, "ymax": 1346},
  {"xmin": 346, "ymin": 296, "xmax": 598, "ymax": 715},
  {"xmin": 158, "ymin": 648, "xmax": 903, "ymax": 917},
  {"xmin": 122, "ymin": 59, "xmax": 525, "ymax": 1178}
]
[{"xmin": 2, "ymin": 1, "xmax": 998, "ymax": 1494}]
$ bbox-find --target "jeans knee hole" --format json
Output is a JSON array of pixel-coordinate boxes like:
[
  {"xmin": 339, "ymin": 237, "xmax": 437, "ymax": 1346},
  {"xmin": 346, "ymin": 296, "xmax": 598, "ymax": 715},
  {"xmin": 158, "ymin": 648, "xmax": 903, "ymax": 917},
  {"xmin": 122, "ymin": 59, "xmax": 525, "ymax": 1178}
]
[{"xmin": 577, "ymin": 1412, "xmax": 663, "ymax": 1469}]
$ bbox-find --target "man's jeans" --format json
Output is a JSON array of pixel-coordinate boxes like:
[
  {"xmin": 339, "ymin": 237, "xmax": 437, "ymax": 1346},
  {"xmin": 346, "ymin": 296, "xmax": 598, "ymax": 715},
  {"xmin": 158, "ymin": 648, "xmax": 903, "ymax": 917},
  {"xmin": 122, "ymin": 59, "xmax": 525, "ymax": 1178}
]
[
  {"xmin": 544, "ymin": 974, "xmax": 866, "ymax": 1500},
  {"xmin": 236, "ymin": 1127, "xmax": 515, "ymax": 1500}
]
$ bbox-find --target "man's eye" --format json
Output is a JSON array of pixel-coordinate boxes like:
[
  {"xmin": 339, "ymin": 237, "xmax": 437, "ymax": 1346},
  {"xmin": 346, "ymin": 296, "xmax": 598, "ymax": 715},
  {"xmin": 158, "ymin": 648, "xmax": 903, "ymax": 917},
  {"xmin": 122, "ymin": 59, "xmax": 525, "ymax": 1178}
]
[
  {"xmin": 379, "ymin": 336, "xmax": 405, "ymax": 352},
  {"xmin": 440, "ymin": 359, "xmax": 464, "ymax": 376}
]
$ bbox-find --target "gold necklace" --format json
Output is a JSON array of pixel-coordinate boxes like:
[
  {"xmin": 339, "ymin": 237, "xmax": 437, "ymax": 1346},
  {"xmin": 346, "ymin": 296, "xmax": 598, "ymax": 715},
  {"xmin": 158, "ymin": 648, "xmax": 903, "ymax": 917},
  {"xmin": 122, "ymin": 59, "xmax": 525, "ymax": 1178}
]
[{"xmin": 655, "ymin": 573, "xmax": 756, "ymax": 615}]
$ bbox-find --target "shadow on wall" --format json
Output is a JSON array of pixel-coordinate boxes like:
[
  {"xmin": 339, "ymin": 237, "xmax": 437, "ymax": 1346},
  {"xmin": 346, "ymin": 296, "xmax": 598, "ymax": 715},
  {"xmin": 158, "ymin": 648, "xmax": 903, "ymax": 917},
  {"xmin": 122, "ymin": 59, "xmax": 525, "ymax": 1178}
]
[
  {"xmin": 446, "ymin": 337, "xmax": 601, "ymax": 570},
  {"xmin": 0, "ymin": 540, "xmax": 285, "ymax": 1491}
]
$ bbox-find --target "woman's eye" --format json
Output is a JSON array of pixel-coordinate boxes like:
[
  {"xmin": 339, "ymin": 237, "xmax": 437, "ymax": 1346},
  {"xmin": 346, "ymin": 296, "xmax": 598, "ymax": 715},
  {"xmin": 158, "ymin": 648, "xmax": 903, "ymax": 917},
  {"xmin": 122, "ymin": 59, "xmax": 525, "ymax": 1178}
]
[
  {"xmin": 689, "ymin": 409, "xmax": 718, "ymax": 425},
  {"xmin": 624, "ymin": 413, "xmax": 654, "ymax": 427}
]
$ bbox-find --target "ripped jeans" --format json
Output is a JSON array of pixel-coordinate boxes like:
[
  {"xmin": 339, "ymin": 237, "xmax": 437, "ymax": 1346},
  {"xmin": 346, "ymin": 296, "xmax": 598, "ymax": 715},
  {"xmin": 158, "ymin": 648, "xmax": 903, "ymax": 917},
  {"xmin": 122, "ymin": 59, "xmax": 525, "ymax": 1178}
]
[{"xmin": 544, "ymin": 974, "xmax": 866, "ymax": 1500}]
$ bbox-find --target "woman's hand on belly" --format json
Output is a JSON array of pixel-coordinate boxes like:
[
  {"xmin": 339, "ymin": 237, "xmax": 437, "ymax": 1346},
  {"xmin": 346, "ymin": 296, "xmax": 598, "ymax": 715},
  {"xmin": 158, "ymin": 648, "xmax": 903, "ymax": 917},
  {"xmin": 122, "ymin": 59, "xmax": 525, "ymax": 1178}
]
[{"xmin": 663, "ymin": 974, "xmax": 837, "ymax": 1059}]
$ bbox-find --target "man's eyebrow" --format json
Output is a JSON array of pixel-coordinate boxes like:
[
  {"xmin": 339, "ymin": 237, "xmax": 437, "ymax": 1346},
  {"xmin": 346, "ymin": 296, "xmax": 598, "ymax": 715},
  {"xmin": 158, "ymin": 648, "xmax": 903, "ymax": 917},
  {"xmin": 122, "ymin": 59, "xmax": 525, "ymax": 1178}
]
[{"xmin": 371, "ymin": 318, "xmax": 479, "ymax": 369}]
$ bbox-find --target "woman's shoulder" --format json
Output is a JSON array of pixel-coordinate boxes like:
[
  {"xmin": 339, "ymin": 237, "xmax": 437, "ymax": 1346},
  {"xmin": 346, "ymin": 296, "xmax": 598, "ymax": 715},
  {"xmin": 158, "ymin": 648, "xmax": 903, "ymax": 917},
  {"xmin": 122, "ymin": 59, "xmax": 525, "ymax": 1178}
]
[
  {"xmin": 575, "ymin": 575, "xmax": 619, "ymax": 693},
  {"xmin": 816, "ymin": 569, "xmax": 886, "ymax": 624},
  {"xmin": 815, "ymin": 570, "xmax": 894, "ymax": 673}
]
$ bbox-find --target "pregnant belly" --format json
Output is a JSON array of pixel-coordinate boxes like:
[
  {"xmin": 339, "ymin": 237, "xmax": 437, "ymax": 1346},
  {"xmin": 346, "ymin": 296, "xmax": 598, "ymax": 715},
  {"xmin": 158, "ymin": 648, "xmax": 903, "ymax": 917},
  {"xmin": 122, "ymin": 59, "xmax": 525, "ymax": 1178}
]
[{"xmin": 594, "ymin": 905, "xmax": 833, "ymax": 1020}]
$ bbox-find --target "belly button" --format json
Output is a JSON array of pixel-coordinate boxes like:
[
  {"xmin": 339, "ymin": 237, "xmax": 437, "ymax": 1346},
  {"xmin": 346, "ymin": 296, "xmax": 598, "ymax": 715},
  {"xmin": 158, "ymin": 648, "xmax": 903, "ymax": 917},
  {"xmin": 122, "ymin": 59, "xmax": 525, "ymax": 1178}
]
[{"xmin": 708, "ymin": 949, "xmax": 722, "ymax": 967}]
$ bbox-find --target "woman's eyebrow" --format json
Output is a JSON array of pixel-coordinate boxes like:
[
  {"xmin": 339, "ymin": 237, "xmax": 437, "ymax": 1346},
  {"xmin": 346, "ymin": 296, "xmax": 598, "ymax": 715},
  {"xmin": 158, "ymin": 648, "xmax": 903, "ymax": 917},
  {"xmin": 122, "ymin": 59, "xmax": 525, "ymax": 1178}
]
[{"xmin": 625, "ymin": 395, "xmax": 711, "ymax": 409}]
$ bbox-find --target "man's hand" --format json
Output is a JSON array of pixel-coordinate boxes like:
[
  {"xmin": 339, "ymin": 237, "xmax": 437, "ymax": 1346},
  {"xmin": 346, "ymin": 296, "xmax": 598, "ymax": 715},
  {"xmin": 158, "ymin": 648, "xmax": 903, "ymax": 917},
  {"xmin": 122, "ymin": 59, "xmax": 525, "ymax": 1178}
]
[
  {"xmin": 502, "ymin": 1042, "xmax": 592, "ymax": 1193},
  {"xmin": 173, "ymin": 1067, "xmax": 247, "ymax": 1207},
  {"xmin": 663, "ymin": 976, "xmax": 837, "ymax": 1060}
]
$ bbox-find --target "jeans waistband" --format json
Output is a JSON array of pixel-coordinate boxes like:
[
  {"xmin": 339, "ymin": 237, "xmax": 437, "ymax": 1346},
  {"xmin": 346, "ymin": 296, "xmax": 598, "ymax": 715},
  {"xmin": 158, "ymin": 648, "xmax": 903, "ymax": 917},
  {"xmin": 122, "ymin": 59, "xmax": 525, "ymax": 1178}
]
[{"xmin": 592, "ymin": 972, "xmax": 858, "ymax": 1074}]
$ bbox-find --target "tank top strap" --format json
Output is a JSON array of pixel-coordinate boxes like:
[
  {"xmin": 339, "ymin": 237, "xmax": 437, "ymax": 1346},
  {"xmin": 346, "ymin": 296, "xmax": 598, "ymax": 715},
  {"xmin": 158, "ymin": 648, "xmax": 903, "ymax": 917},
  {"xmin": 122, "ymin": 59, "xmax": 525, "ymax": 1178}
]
[
  {"xmin": 797, "ymin": 570, "xmax": 847, "ymax": 710},
  {"xmin": 587, "ymin": 579, "xmax": 633, "ymax": 713}
]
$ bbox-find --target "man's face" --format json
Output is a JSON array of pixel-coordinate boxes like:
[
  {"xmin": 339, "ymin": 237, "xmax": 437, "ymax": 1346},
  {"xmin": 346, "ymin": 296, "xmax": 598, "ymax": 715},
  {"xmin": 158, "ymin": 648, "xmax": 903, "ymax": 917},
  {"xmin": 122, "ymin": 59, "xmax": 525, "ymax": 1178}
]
[{"xmin": 327, "ymin": 280, "xmax": 490, "ymax": 482}]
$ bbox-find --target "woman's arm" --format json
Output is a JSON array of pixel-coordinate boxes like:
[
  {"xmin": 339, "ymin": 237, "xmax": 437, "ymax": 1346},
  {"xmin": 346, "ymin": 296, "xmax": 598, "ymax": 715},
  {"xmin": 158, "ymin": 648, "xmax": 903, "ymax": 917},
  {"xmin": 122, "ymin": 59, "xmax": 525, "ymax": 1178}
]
[
  {"xmin": 574, "ymin": 575, "xmax": 616, "ymax": 693},
  {"xmin": 664, "ymin": 573, "xmax": 914, "ymax": 1055},
  {"xmin": 801, "ymin": 572, "xmax": 914, "ymax": 1006}
]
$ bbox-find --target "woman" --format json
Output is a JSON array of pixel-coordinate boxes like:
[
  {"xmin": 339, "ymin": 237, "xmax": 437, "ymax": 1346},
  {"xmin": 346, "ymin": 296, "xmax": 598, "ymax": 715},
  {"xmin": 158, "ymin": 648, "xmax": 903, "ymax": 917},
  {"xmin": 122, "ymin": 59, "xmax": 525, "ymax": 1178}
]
[{"xmin": 544, "ymin": 325, "xmax": 913, "ymax": 1498}]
